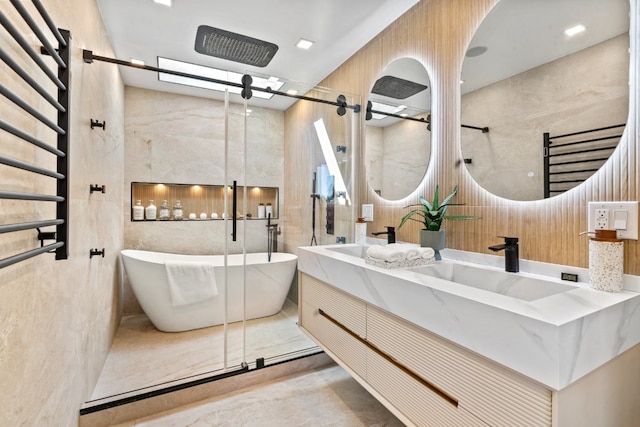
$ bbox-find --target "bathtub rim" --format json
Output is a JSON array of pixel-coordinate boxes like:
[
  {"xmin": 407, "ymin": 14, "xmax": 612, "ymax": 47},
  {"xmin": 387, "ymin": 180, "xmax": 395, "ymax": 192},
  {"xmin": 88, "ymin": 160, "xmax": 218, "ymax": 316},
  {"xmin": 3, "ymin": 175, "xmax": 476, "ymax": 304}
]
[{"xmin": 120, "ymin": 249, "xmax": 298, "ymax": 267}]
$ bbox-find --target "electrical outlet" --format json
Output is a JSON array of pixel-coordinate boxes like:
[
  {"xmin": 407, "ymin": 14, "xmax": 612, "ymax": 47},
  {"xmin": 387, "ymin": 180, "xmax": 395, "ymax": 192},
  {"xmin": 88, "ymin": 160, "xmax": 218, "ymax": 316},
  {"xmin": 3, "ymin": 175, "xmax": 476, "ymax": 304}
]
[
  {"xmin": 595, "ymin": 208, "xmax": 609, "ymax": 229},
  {"xmin": 588, "ymin": 201, "xmax": 639, "ymax": 240}
]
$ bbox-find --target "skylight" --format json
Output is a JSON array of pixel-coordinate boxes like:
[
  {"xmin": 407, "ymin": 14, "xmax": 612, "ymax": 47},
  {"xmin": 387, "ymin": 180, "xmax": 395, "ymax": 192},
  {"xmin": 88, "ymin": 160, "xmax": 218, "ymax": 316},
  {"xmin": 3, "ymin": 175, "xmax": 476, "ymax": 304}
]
[
  {"xmin": 157, "ymin": 57, "xmax": 285, "ymax": 99},
  {"xmin": 370, "ymin": 101, "xmax": 407, "ymax": 120}
]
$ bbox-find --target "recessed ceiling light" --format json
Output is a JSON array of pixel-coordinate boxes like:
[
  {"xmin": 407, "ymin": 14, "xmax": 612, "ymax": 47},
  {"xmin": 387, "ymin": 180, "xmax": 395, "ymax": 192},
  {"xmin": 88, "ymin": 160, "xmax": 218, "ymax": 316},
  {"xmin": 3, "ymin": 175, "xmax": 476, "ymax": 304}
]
[
  {"xmin": 565, "ymin": 24, "xmax": 586, "ymax": 36},
  {"xmin": 153, "ymin": 0, "xmax": 172, "ymax": 6},
  {"xmin": 296, "ymin": 38, "xmax": 314, "ymax": 50},
  {"xmin": 287, "ymin": 89, "xmax": 298, "ymax": 95},
  {"xmin": 131, "ymin": 58, "xmax": 145, "ymax": 66}
]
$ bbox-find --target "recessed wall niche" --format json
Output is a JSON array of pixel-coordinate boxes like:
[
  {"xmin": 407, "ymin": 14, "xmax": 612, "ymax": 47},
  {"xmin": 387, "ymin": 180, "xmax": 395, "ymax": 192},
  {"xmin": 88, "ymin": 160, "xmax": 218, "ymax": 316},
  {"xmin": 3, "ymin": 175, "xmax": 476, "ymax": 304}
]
[{"xmin": 131, "ymin": 182, "xmax": 278, "ymax": 221}]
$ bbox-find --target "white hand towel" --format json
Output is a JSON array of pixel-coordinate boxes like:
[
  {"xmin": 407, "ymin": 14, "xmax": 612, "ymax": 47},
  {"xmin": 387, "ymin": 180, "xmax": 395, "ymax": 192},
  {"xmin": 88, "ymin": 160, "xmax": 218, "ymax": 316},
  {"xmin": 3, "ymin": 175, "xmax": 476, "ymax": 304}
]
[
  {"xmin": 164, "ymin": 261, "xmax": 218, "ymax": 307},
  {"xmin": 419, "ymin": 247, "xmax": 436, "ymax": 259},
  {"xmin": 366, "ymin": 245, "xmax": 406, "ymax": 262},
  {"xmin": 388, "ymin": 243, "xmax": 422, "ymax": 260}
]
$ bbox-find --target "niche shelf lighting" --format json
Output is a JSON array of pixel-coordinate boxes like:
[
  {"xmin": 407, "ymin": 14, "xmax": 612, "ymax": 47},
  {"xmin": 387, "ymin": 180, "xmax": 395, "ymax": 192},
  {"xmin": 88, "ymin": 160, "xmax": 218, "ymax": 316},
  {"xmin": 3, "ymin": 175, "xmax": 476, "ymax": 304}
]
[{"xmin": 157, "ymin": 57, "xmax": 285, "ymax": 99}]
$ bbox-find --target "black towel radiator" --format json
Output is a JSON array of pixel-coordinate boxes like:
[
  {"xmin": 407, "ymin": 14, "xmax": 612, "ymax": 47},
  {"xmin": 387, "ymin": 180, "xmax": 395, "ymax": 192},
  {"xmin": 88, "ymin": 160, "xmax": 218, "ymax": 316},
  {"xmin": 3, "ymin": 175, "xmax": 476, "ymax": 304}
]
[{"xmin": 0, "ymin": 0, "xmax": 70, "ymax": 268}]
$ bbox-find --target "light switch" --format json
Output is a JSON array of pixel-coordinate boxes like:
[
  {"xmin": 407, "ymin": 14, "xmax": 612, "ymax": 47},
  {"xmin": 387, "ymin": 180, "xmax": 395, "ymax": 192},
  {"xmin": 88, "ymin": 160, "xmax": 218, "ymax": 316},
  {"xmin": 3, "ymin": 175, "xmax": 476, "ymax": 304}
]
[
  {"xmin": 588, "ymin": 201, "xmax": 638, "ymax": 240},
  {"xmin": 613, "ymin": 210, "xmax": 628, "ymax": 230},
  {"xmin": 362, "ymin": 204, "xmax": 374, "ymax": 221}
]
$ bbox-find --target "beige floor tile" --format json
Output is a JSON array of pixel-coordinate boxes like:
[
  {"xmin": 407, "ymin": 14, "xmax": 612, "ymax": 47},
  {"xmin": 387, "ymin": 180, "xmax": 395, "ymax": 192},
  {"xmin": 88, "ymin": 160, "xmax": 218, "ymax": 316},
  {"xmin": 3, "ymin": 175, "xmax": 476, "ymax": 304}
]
[
  {"xmin": 112, "ymin": 365, "xmax": 404, "ymax": 427},
  {"xmin": 87, "ymin": 299, "xmax": 317, "ymax": 405}
]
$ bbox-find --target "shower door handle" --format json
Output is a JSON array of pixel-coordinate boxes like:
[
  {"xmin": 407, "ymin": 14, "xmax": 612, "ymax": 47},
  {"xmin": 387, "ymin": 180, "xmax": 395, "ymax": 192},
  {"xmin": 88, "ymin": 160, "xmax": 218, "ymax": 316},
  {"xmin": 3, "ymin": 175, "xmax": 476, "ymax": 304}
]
[{"xmin": 232, "ymin": 180, "xmax": 237, "ymax": 241}]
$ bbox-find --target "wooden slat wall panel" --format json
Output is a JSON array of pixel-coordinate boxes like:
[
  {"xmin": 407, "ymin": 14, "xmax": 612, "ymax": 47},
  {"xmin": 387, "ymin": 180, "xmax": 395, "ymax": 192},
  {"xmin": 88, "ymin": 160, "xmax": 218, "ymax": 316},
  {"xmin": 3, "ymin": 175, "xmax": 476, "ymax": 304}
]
[{"xmin": 285, "ymin": 0, "xmax": 640, "ymax": 275}]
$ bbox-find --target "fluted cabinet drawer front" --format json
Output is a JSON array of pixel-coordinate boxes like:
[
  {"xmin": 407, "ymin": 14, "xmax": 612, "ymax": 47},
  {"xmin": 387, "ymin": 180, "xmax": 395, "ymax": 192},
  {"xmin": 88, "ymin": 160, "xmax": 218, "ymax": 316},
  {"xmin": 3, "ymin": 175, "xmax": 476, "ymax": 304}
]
[
  {"xmin": 367, "ymin": 351, "xmax": 487, "ymax": 427},
  {"xmin": 300, "ymin": 301, "xmax": 367, "ymax": 377},
  {"xmin": 367, "ymin": 306, "xmax": 552, "ymax": 427},
  {"xmin": 300, "ymin": 273, "xmax": 367, "ymax": 337}
]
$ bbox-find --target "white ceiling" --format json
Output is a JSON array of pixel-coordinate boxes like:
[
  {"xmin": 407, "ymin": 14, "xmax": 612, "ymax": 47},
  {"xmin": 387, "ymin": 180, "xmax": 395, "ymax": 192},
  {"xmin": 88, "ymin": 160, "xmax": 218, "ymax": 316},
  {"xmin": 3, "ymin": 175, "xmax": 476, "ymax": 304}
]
[
  {"xmin": 95, "ymin": 0, "xmax": 629, "ymax": 111},
  {"xmin": 95, "ymin": 0, "xmax": 420, "ymax": 109}
]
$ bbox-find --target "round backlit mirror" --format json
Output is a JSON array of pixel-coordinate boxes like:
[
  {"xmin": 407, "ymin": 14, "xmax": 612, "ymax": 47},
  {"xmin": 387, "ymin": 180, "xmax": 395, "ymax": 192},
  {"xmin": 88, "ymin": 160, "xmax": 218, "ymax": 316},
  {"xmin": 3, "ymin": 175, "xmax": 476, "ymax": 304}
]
[
  {"xmin": 460, "ymin": 0, "xmax": 629, "ymax": 200},
  {"xmin": 365, "ymin": 58, "xmax": 432, "ymax": 201}
]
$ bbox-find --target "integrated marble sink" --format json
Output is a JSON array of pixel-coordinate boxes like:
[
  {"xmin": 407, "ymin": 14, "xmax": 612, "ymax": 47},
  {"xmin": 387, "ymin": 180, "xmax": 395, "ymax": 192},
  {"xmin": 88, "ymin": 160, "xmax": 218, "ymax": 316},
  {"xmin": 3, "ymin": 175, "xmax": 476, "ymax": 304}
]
[
  {"xmin": 297, "ymin": 244, "xmax": 640, "ymax": 390},
  {"xmin": 410, "ymin": 262, "xmax": 576, "ymax": 301},
  {"xmin": 325, "ymin": 245, "xmax": 368, "ymax": 258}
]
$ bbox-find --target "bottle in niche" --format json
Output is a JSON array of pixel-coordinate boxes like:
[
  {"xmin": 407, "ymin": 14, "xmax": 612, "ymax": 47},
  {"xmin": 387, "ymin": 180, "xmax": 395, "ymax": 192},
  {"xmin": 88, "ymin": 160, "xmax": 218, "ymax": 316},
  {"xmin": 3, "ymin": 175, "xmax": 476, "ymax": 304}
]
[
  {"xmin": 159, "ymin": 200, "xmax": 170, "ymax": 220},
  {"xmin": 132, "ymin": 200, "xmax": 144, "ymax": 221},
  {"xmin": 266, "ymin": 202, "xmax": 273, "ymax": 218},
  {"xmin": 173, "ymin": 200, "xmax": 184, "ymax": 220},
  {"xmin": 258, "ymin": 203, "xmax": 265, "ymax": 219},
  {"xmin": 145, "ymin": 200, "xmax": 157, "ymax": 220}
]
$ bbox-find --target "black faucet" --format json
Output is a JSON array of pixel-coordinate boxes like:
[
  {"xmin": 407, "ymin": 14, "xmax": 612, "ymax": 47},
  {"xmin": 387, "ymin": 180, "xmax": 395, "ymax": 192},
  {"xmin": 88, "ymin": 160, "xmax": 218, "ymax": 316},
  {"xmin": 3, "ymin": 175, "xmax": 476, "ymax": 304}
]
[
  {"xmin": 372, "ymin": 226, "xmax": 396, "ymax": 244},
  {"xmin": 488, "ymin": 236, "xmax": 519, "ymax": 273}
]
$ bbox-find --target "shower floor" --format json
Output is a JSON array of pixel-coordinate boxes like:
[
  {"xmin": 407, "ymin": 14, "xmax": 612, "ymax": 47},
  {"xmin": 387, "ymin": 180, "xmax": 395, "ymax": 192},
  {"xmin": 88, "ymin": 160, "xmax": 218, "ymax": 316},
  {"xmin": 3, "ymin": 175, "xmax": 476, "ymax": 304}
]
[{"xmin": 85, "ymin": 298, "xmax": 318, "ymax": 408}]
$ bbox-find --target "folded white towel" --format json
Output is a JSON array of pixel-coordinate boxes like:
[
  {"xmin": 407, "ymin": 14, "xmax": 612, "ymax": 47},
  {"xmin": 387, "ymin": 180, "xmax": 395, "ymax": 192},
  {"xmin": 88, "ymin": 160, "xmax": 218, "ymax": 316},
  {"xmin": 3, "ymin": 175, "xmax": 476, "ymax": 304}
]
[
  {"xmin": 387, "ymin": 243, "xmax": 420, "ymax": 260},
  {"xmin": 387, "ymin": 243, "xmax": 436, "ymax": 260},
  {"xmin": 164, "ymin": 261, "xmax": 218, "ymax": 307},
  {"xmin": 419, "ymin": 247, "xmax": 436, "ymax": 259},
  {"xmin": 366, "ymin": 245, "xmax": 406, "ymax": 262}
]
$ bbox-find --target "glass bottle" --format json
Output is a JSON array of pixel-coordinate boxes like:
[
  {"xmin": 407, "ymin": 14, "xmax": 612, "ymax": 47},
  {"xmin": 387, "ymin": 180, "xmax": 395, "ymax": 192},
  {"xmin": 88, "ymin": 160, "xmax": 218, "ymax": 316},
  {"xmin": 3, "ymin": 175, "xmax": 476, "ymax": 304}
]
[
  {"xmin": 173, "ymin": 200, "xmax": 184, "ymax": 220},
  {"xmin": 132, "ymin": 200, "xmax": 144, "ymax": 221},
  {"xmin": 145, "ymin": 200, "xmax": 156, "ymax": 220},
  {"xmin": 159, "ymin": 200, "xmax": 170, "ymax": 220}
]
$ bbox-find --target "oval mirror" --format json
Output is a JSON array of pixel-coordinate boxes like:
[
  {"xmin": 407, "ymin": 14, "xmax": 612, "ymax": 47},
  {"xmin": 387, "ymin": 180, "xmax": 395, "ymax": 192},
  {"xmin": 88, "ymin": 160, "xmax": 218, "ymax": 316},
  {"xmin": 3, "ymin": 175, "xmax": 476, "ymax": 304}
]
[
  {"xmin": 366, "ymin": 58, "xmax": 432, "ymax": 201},
  {"xmin": 460, "ymin": 0, "xmax": 629, "ymax": 200}
]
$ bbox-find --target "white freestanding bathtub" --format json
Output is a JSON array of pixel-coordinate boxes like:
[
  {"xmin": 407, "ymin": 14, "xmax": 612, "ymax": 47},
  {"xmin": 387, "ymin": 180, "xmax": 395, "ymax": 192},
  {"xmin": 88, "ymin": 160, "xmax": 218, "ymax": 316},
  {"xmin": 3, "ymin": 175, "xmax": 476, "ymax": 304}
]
[{"xmin": 120, "ymin": 249, "xmax": 298, "ymax": 332}]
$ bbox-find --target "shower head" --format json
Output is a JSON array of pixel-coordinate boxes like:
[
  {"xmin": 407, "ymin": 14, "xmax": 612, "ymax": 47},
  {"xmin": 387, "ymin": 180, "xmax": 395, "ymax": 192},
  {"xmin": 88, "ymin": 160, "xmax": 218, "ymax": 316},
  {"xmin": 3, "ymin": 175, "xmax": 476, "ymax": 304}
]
[
  {"xmin": 194, "ymin": 25, "xmax": 279, "ymax": 67},
  {"xmin": 371, "ymin": 75, "xmax": 428, "ymax": 99}
]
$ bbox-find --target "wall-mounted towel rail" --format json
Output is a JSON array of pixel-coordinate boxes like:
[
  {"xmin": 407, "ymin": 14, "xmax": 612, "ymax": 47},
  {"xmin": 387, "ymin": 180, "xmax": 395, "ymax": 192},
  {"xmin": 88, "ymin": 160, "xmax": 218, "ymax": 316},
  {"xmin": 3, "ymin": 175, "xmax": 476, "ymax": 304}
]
[
  {"xmin": 543, "ymin": 124, "xmax": 624, "ymax": 198},
  {"xmin": 0, "ymin": 0, "xmax": 70, "ymax": 269}
]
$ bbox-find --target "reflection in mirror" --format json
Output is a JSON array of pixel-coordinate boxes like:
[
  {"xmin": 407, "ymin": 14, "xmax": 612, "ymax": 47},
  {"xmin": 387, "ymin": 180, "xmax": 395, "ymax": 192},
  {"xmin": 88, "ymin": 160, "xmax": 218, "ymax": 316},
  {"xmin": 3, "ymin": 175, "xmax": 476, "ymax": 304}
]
[
  {"xmin": 366, "ymin": 58, "xmax": 432, "ymax": 201},
  {"xmin": 461, "ymin": 0, "xmax": 629, "ymax": 200}
]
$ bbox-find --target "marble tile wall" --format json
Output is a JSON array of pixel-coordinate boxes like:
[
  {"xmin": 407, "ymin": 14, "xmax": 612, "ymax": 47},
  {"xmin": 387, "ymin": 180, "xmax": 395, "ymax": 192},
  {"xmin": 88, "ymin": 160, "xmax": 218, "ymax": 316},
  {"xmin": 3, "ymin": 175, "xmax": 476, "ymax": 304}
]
[
  {"xmin": 0, "ymin": 0, "xmax": 125, "ymax": 425},
  {"xmin": 123, "ymin": 87, "xmax": 285, "ymax": 314}
]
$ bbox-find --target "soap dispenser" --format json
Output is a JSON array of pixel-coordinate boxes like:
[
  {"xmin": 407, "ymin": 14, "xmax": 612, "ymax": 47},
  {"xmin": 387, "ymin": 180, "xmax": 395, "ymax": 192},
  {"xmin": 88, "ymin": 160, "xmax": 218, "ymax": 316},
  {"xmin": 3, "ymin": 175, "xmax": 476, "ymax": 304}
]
[
  {"xmin": 589, "ymin": 229, "xmax": 623, "ymax": 292},
  {"xmin": 159, "ymin": 200, "xmax": 170, "ymax": 221},
  {"xmin": 173, "ymin": 200, "xmax": 184, "ymax": 220},
  {"xmin": 132, "ymin": 200, "xmax": 144, "ymax": 221},
  {"xmin": 145, "ymin": 200, "xmax": 156, "ymax": 221}
]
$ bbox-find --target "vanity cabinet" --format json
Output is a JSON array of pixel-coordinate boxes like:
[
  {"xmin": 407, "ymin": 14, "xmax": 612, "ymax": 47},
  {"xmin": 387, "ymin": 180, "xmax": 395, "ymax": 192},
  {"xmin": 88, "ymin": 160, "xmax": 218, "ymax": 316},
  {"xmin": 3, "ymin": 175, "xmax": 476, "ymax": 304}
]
[{"xmin": 299, "ymin": 273, "xmax": 552, "ymax": 427}]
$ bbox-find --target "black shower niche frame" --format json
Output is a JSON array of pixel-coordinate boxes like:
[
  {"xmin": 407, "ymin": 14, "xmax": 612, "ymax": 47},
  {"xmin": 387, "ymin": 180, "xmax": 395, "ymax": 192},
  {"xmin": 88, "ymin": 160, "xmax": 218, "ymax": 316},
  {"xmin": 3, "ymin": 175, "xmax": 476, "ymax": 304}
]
[{"xmin": 0, "ymin": 1, "xmax": 71, "ymax": 269}]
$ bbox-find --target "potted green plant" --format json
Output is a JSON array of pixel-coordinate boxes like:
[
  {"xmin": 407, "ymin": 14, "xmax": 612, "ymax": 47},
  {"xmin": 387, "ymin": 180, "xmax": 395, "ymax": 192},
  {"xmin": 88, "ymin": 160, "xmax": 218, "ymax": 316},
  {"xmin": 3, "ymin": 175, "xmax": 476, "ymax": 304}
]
[{"xmin": 398, "ymin": 185, "xmax": 480, "ymax": 257}]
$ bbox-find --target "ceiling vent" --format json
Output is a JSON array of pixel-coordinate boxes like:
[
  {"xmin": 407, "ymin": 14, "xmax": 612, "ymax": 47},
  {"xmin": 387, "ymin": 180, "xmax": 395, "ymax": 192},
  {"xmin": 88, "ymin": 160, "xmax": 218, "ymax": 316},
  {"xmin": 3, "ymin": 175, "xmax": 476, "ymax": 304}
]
[
  {"xmin": 371, "ymin": 75, "xmax": 428, "ymax": 99},
  {"xmin": 194, "ymin": 26, "xmax": 278, "ymax": 67}
]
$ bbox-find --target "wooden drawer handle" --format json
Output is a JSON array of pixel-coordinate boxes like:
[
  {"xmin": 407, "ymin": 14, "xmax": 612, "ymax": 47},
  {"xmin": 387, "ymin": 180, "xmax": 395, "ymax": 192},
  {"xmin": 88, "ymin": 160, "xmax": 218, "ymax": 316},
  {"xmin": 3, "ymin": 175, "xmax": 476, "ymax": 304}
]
[{"xmin": 317, "ymin": 308, "xmax": 459, "ymax": 407}]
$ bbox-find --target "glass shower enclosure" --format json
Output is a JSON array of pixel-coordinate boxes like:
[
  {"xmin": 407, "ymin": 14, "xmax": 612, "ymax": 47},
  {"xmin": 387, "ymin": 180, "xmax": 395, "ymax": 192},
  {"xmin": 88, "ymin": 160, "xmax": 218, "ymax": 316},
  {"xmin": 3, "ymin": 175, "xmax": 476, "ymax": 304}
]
[{"xmin": 83, "ymin": 61, "xmax": 360, "ymax": 410}]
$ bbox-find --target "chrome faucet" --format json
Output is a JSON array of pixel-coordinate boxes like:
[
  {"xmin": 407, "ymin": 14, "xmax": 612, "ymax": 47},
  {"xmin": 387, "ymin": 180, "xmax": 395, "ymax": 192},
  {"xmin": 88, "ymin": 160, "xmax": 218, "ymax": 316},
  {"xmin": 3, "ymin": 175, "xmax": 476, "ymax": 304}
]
[
  {"xmin": 488, "ymin": 236, "xmax": 519, "ymax": 272},
  {"xmin": 372, "ymin": 226, "xmax": 396, "ymax": 244}
]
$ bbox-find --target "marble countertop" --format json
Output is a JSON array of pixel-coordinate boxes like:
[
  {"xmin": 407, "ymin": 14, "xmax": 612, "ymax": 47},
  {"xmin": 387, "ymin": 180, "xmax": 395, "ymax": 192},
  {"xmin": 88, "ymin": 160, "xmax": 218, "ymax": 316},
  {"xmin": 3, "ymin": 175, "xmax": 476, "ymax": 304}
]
[{"xmin": 297, "ymin": 244, "xmax": 640, "ymax": 390}]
